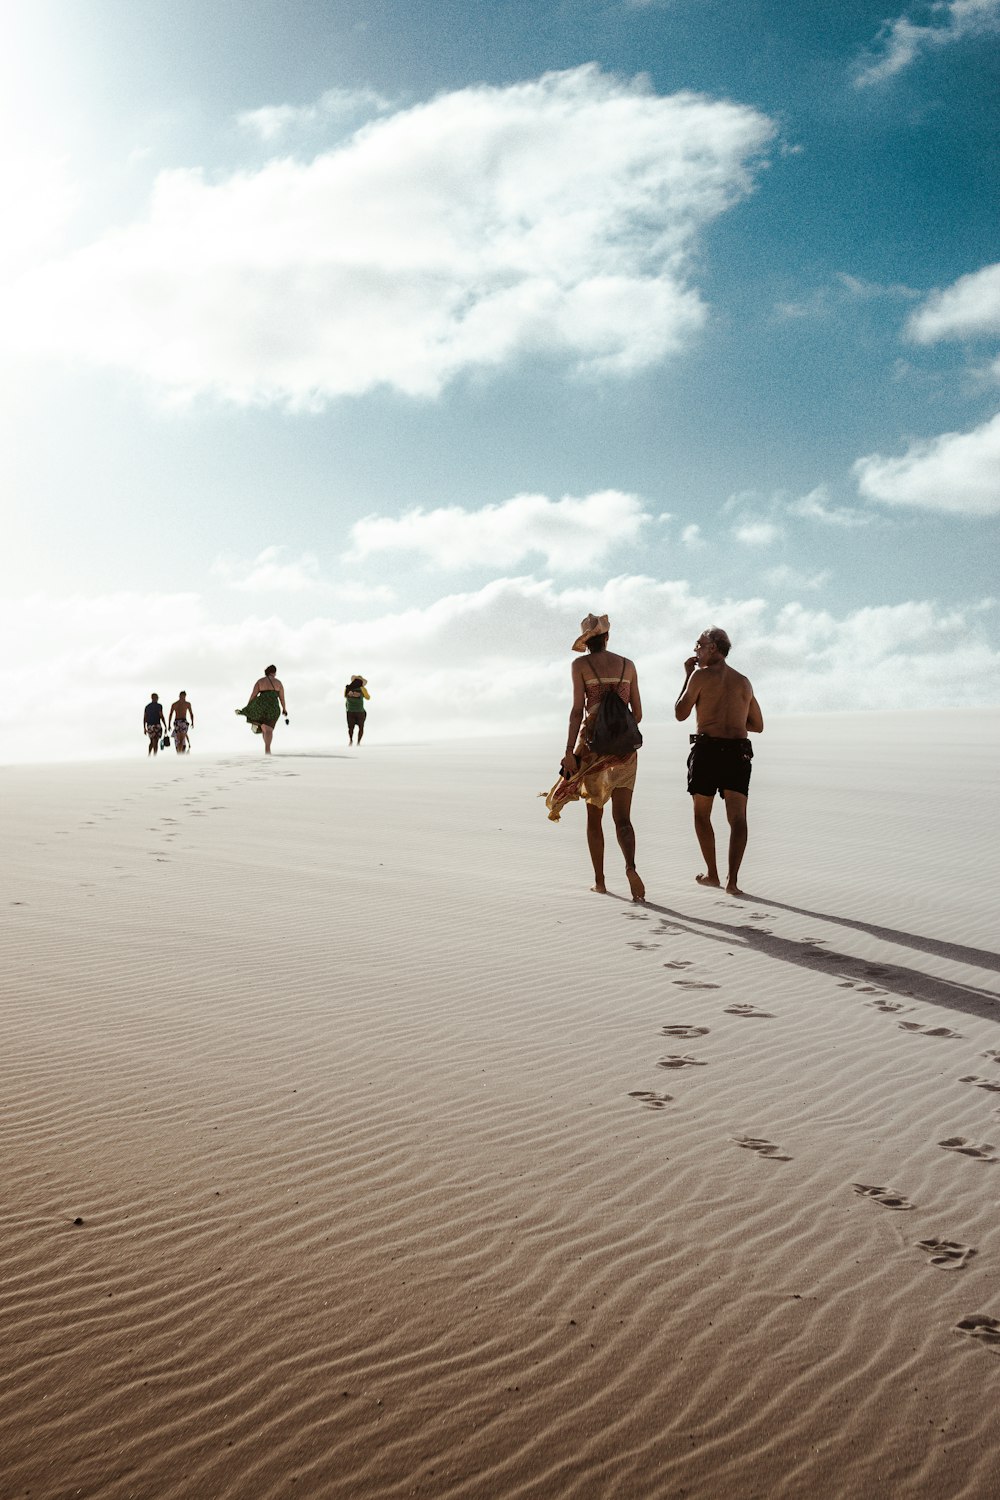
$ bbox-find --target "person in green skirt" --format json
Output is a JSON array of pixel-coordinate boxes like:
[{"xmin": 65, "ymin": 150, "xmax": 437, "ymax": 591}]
[{"xmin": 236, "ymin": 664, "xmax": 287, "ymax": 754}]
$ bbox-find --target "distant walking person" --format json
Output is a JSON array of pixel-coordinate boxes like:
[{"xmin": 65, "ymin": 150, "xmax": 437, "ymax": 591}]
[
  {"xmin": 169, "ymin": 691, "xmax": 194, "ymax": 754},
  {"xmin": 675, "ymin": 628, "xmax": 763, "ymax": 896},
  {"xmin": 143, "ymin": 693, "xmax": 166, "ymax": 755},
  {"xmin": 345, "ymin": 675, "xmax": 370, "ymax": 745},
  {"xmin": 545, "ymin": 613, "xmax": 645, "ymax": 902},
  {"xmin": 236, "ymin": 665, "xmax": 287, "ymax": 755}
]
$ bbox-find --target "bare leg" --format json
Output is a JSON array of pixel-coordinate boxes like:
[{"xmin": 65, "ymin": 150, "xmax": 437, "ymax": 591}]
[
  {"xmin": 723, "ymin": 791, "xmax": 748, "ymax": 894},
  {"xmin": 262, "ymin": 723, "xmax": 274, "ymax": 755},
  {"xmin": 611, "ymin": 787, "xmax": 644, "ymax": 901},
  {"xmin": 357, "ymin": 717, "xmax": 365, "ymax": 744},
  {"xmin": 586, "ymin": 802, "xmax": 607, "ymax": 893},
  {"xmin": 692, "ymin": 794, "xmax": 721, "ymax": 886}
]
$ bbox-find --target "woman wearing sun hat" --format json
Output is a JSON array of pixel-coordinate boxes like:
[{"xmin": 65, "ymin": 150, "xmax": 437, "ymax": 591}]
[
  {"xmin": 345, "ymin": 674, "xmax": 370, "ymax": 744},
  {"xmin": 545, "ymin": 613, "xmax": 645, "ymax": 901}
]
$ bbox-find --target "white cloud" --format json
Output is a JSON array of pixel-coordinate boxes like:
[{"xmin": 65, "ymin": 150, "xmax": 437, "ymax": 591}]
[
  {"xmin": 855, "ymin": 0, "xmax": 1000, "ymax": 87},
  {"xmin": 347, "ymin": 490, "xmax": 651, "ymax": 571},
  {"xmin": 681, "ymin": 523, "xmax": 706, "ymax": 548},
  {"xmin": 0, "ymin": 153, "xmax": 79, "ymax": 277},
  {"xmin": 854, "ymin": 410, "xmax": 1000, "ymax": 515},
  {"xmin": 211, "ymin": 546, "xmax": 323, "ymax": 591},
  {"xmin": 236, "ymin": 87, "xmax": 394, "ymax": 141},
  {"xmin": 907, "ymin": 262, "xmax": 1000, "ymax": 343},
  {"xmin": 2, "ymin": 576, "xmax": 996, "ymax": 764},
  {"xmin": 0, "ymin": 67, "xmax": 775, "ymax": 406},
  {"xmin": 732, "ymin": 520, "xmax": 782, "ymax": 547},
  {"xmin": 790, "ymin": 485, "xmax": 874, "ymax": 528}
]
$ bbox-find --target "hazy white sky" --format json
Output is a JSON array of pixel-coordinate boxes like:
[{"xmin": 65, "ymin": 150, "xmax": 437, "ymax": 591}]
[{"xmin": 2, "ymin": 0, "xmax": 998, "ymax": 760}]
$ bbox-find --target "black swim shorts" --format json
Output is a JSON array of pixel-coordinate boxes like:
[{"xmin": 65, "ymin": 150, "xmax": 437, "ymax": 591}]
[{"xmin": 686, "ymin": 735, "xmax": 753, "ymax": 799}]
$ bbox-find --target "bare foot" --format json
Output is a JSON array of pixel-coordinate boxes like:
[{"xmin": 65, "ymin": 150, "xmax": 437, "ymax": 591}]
[
  {"xmin": 626, "ymin": 868, "xmax": 646, "ymax": 902},
  {"xmin": 591, "ymin": 882, "xmax": 608, "ymax": 895},
  {"xmin": 696, "ymin": 873, "xmax": 721, "ymax": 888},
  {"xmin": 726, "ymin": 882, "xmax": 744, "ymax": 896}
]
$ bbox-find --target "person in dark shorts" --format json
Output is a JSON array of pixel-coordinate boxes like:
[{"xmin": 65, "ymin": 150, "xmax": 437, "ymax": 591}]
[
  {"xmin": 143, "ymin": 693, "xmax": 166, "ymax": 755},
  {"xmin": 345, "ymin": 675, "xmax": 369, "ymax": 744},
  {"xmin": 675, "ymin": 628, "xmax": 763, "ymax": 895}
]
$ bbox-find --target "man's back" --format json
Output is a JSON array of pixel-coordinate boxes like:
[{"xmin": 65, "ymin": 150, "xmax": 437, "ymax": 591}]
[{"xmin": 694, "ymin": 664, "xmax": 755, "ymax": 738}]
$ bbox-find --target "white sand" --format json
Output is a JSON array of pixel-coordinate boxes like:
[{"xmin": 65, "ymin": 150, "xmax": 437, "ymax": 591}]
[{"xmin": 3, "ymin": 710, "xmax": 999, "ymax": 1498}]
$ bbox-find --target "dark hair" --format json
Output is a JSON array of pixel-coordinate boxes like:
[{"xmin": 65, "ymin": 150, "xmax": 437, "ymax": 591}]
[
  {"xmin": 345, "ymin": 677, "xmax": 363, "ymax": 693},
  {"xmin": 586, "ymin": 633, "xmax": 609, "ymax": 653},
  {"xmin": 265, "ymin": 664, "xmax": 277, "ymax": 676},
  {"xmin": 705, "ymin": 628, "xmax": 731, "ymax": 657},
  {"xmin": 150, "ymin": 692, "xmax": 158, "ymax": 700}
]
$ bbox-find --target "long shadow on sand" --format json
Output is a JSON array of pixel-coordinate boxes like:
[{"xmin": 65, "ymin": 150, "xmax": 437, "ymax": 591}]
[
  {"xmin": 635, "ymin": 900, "xmax": 1000, "ymax": 1026},
  {"xmin": 737, "ymin": 894, "xmax": 1000, "ymax": 974}
]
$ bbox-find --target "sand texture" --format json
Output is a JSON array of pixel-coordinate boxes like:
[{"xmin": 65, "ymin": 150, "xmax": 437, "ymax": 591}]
[{"xmin": 3, "ymin": 710, "xmax": 1000, "ymax": 1498}]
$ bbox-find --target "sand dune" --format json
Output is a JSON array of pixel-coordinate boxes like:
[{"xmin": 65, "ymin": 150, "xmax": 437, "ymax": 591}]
[{"xmin": 2, "ymin": 710, "xmax": 999, "ymax": 1497}]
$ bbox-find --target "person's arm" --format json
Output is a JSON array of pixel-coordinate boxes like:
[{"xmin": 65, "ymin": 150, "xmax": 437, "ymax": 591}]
[
  {"xmin": 747, "ymin": 693, "xmax": 763, "ymax": 734},
  {"xmin": 629, "ymin": 670, "xmax": 642, "ymax": 725},
  {"xmin": 168, "ymin": 707, "xmax": 174, "ymax": 728},
  {"xmin": 561, "ymin": 665, "xmax": 586, "ymax": 777},
  {"xmin": 362, "ymin": 687, "xmax": 370, "ymax": 701},
  {"xmin": 674, "ymin": 658, "xmax": 700, "ymax": 721},
  {"xmin": 278, "ymin": 682, "xmax": 287, "ymax": 714},
  {"xmin": 189, "ymin": 705, "xmax": 195, "ymax": 727}
]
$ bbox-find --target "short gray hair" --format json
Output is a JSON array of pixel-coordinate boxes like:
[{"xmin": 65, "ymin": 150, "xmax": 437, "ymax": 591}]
[{"xmin": 705, "ymin": 627, "xmax": 731, "ymax": 657}]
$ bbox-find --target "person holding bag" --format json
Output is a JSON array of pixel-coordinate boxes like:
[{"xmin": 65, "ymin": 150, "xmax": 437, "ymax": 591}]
[{"xmin": 544, "ymin": 613, "xmax": 645, "ymax": 901}]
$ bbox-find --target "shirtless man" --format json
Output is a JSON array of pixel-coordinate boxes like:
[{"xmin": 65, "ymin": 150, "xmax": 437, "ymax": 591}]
[
  {"xmin": 169, "ymin": 691, "xmax": 194, "ymax": 754},
  {"xmin": 674, "ymin": 628, "xmax": 763, "ymax": 895}
]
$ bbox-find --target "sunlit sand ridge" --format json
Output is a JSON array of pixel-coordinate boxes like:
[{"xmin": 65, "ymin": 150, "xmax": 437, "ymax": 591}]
[{"xmin": 2, "ymin": 711, "xmax": 999, "ymax": 1498}]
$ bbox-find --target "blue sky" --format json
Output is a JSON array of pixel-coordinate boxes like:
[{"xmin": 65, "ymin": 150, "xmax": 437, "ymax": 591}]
[{"xmin": 2, "ymin": 0, "xmax": 999, "ymax": 758}]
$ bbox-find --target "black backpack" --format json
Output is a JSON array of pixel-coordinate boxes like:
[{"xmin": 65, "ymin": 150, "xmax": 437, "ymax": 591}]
[{"xmin": 586, "ymin": 658, "xmax": 643, "ymax": 758}]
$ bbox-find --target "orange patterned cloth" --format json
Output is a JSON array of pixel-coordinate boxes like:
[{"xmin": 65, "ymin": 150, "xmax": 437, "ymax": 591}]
[{"xmin": 544, "ymin": 693, "xmax": 638, "ymax": 821}]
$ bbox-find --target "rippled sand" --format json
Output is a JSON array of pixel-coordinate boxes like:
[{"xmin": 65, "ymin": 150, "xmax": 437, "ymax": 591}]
[{"xmin": 3, "ymin": 712, "xmax": 999, "ymax": 1498}]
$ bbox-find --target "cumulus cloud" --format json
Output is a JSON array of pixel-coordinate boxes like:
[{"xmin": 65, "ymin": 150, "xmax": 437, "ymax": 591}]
[
  {"xmin": 681, "ymin": 523, "xmax": 706, "ymax": 549},
  {"xmin": 236, "ymin": 87, "xmax": 395, "ymax": 141},
  {"xmin": 2, "ymin": 576, "xmax": 996, "ymax": 764},
  {"xmin": 0, "ymin": 67, "xmax": 775, "ymax": 406},
  {"xmin": 854, "ymin": 410, "xmax": 1000, "ymax": 515},
  {"xmin": 732, "ymin": 520, "xmax": 782, "ymax": 547},
  {"xmin": 211, "ymin": 546, "xmax": 323, "ymax": 592},
  {"xmin": 855, "ymin": 0, "xmax": 1000, "ymax": 87},
  {"xmin": 907, "ymin": 262, "xmax": 1000, "ymax": 343},
  {"xmin": 347, "ymin": 490, "xmax": 651, "ymax": 571},
  {"xmin": 790, "ymin": 485, "xmax": 874, "ymax": 528}
]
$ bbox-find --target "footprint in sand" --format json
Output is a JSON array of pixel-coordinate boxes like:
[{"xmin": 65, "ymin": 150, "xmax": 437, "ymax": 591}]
[
  {"xmin": 852, "ymin": 1183, "xmax": 915, "ymax": 1210},
  {"xmin": 734, "ymin": 1135, "xmax": 791, "ymax": 1161},
  {"xmin": 663, "ymin": 961, "xmax": 693, "ymax": 970},
  {"xmin": 898, "ymin": 1022, "xmax": 963, "ymax": 1038},
  {"xmin": 960, "ymin": 1076, "xmax": 1000, "ymax": 1094},
  {"xmin": 724, "ymin": 1003, "xmax": 775, "ymax": 1018},
  {"xmin": 625, "ymin": 911, "xmax": 650, "ymax": 922},
  {"xmin": 918, "ymin": 1239, "xmax": 977, "ymax": 1269},
  {"xmin": 954, "ymin": 1315, "xmax": 1000, "ymax": 1353},
  {"xmin": 653, "ymin": 922, "xmax": 686, "ymax": 936},
  {"xmin": 658, "ymin": 1054, "xmax": 707, "ymax": 1070},
  {"xmin": 865, "ymin": 997, "xmax": 909, "ymax": 1012},
  {"xmin": 857, "ymin": 986, "xmax": 888, "ymax": 995},
  {"xmin": 628, "ymin": 1090, "xmax": 674, "ymax": 1110},
  {"xmin": 629, "ymin": 941, "xmax": 660, "ymax": 951},
  {"xmin": 660, "ymin": 1025, "xmax": 710, "ymax": 1038},
  {"xmin": 938, "ymin": 1137, "xmax": 998, "ymax": 1161},
  {"xmin": 982, "ymin": 1050, "xmax": 1000, "ymax": 1064},
  {"xmin": 672, "ymin": 980, "xmax": 720, "ymax": 990}
]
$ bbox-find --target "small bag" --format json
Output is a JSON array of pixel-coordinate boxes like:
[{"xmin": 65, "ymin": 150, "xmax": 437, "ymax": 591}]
[
  {"xmin": 586, "ymin": 658, "xmax": 643, "ymax": 759},
  {"xmin": 161, "ymin": 735, "xmax": 170, "ymax": 750}
]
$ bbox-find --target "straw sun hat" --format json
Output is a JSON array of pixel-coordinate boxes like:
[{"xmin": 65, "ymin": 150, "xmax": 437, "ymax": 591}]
[
  {"xmin": 572, "ymin": 613, "xmax": 610, "ymax": 652},
  {"xmin": 350, "ymin": 674, "xmax": 368, "ymax": 685}
]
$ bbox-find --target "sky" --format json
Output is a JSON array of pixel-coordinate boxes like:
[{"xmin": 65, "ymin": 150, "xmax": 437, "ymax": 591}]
[{"xmin": 2, "ymin": 0, "xmax": 999, "ymax": 760}]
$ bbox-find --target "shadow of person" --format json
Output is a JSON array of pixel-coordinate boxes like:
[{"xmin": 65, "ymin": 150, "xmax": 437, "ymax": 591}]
[
  {"xmin": 735, "ymin": 892, "xmax": 1000, "ymax": 974},
  {"xmin": 636, "ymin": 900, "xmax": 1000, "ymax": 1026}
]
